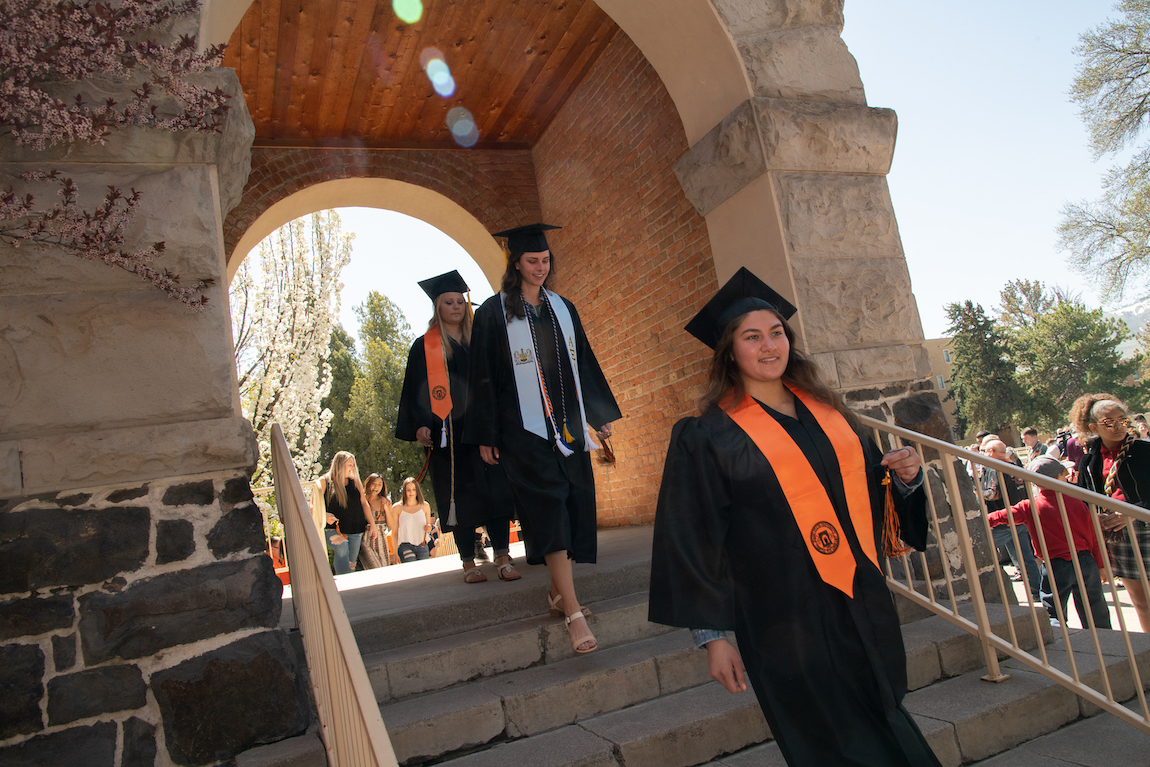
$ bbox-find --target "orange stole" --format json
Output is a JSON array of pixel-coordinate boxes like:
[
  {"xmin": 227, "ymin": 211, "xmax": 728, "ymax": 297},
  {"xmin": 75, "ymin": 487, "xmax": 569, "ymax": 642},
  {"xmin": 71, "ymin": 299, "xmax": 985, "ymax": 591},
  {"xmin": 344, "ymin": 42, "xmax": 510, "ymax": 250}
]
[
  {"xmin": 423, "ymin": 326, "xmax": 453, "ymax": 421},
  {"xmin": 726, "ymin": 389, "xmax": 879, "ymax": 597}
]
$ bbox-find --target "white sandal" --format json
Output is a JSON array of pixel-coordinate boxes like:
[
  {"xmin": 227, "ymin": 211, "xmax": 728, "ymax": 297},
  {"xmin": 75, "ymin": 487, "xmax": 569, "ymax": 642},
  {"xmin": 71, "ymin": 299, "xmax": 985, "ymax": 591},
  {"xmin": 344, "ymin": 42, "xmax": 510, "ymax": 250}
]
[
  {"xmin": 565, "ymin": 611, "xmax": 597, "ymax": 654},
  {"xmin": 548, "ymin": 592, "xmax": 591, "ymax": 619}
]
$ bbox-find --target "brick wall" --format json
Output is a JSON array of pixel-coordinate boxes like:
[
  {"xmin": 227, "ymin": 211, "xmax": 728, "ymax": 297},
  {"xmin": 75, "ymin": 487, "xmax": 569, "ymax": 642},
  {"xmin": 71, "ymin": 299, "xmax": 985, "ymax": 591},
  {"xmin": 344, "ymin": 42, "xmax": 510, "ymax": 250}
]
[
  {"xmin": 533, "ymin": 30, "xmax": 718, "ymax": 526},
  {"xmin": 223, "ymin": 148, "xmax": 543, "ymax": 259}
]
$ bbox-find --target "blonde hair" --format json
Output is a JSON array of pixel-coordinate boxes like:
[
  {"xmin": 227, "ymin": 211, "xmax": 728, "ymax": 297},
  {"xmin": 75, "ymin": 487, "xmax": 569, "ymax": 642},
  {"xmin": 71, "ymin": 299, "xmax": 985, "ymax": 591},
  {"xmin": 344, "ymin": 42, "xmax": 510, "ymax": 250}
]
[
  {"xmin": 400, "ymin": 476, "xmax": 425, "ymax": 505},
  {"xmin": 324, "ymin": 451, "xmax": 364, "ymax": 508},
  {"xmin": 427, "ymin": 292, "xmax": 473, "ymax": 359}
]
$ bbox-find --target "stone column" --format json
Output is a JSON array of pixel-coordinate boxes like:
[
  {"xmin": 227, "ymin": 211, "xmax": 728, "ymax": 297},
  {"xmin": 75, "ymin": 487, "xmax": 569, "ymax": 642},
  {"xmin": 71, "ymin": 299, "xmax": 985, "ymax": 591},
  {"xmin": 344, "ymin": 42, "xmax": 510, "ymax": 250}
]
[{"xmin": 0, "ymin": 66, "xmax": 310, "ymax": 764}]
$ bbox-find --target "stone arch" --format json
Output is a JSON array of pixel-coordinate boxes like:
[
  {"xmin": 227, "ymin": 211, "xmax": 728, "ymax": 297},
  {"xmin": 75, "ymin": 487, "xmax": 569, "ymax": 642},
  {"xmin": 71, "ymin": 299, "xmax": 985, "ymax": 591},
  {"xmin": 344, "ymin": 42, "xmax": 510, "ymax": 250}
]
[{"xmin": 223, "ymin": 151, "xmax": 537, "ymax": 283}]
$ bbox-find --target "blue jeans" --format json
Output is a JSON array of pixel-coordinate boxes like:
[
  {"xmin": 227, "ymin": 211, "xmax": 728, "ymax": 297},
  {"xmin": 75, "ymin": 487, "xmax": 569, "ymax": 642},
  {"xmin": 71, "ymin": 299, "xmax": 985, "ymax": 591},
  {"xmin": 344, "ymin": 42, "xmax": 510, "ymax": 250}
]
[
  {"xmin": 327, "ymin": 531, "xmax": 363, "ymax": 575},
  {"xmin": 992, "ymin": 524, "xmax": 1042, "ymax": 599},
  {"xmin": 397, "ymin": 542, "xmax": 429, "ymax": 562},
  {"xmin": 1043, "ymin": 552, "xmax": 1111, "ymax": 629}
]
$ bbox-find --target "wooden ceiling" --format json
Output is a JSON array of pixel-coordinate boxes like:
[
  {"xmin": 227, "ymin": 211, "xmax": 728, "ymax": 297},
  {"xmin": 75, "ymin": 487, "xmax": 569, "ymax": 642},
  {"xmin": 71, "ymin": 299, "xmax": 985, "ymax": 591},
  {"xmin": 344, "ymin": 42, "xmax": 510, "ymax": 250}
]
[{"xmin": 223, "ymin": 0, "xmax": 620, "ymax": 150}]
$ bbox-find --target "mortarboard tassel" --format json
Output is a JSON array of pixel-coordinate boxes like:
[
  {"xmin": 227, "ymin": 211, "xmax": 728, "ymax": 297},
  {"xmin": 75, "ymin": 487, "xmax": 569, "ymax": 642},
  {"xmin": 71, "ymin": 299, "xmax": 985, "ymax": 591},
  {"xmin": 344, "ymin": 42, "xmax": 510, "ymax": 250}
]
[{"xmin": 881, "ymin": 470, "xmax": 913, "ymax": 558}]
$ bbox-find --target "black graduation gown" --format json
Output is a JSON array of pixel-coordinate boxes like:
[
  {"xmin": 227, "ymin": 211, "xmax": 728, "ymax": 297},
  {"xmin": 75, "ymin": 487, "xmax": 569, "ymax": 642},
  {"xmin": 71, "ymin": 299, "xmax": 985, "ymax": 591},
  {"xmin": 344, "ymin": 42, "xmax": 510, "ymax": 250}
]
[
  {"xmin": 648, "ymin": 399, "xmax": 940, "ymax": 767},
  {"xmin": 395, "ymin": 333, "xmax": 514, "ymax": 537},
  {"xmin": 465, "ymin": 293, "xmax": 622, "ymax": 565}
]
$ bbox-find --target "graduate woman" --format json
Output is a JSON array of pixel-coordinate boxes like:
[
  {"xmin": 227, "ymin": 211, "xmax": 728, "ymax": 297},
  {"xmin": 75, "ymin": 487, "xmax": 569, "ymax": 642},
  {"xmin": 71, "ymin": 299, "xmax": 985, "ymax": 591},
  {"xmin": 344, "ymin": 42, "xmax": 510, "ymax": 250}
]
[
  {"xmin": 467, "ymin": 223, "xmax": 621, "ymax": 654},
  {"xmin": 649, "ymin": 268, "xmax": 941, "ymax": 766},
  {"xmin": 396, "ymin": 270, "xmax": 520, "ymax": 583}
]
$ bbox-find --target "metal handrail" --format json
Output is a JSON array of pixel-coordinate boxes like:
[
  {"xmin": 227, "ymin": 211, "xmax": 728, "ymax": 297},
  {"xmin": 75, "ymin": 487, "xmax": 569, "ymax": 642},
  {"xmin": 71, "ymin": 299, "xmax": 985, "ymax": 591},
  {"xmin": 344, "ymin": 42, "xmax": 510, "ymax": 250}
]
[
  {"xmin": 270, "ymin": 424, "xmax": 399, "ymax": 767},
  {"xmin": 860, "ymin": 415, "xmax": 1150, "ymax": 735}
]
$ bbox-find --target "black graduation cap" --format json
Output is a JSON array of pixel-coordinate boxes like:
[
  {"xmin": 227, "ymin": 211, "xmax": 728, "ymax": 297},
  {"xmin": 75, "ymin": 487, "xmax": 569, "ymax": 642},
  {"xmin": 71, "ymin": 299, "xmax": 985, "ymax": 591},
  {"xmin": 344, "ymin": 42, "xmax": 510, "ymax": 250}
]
[
  {"xmin": 685, "ymin": 267, "xmax": 798, "ymax": 349},
  {"xmin": 492, "ymin": 223, "xmax": 561, "ymax": 253},
  {"xmin": 418, "ymin": 270, "xmax": 469, "ymax": 300}
]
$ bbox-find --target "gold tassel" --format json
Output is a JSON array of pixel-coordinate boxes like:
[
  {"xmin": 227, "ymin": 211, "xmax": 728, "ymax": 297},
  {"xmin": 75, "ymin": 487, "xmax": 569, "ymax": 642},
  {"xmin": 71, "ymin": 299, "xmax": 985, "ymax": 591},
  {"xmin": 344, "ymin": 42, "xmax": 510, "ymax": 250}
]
[
  {"xmin": 562, "ymin": 422, "xmax": 575, "ymax": 444},
  {"xmin": 881, "ymin": 470, "xmax": 913, "ymax": 558}
]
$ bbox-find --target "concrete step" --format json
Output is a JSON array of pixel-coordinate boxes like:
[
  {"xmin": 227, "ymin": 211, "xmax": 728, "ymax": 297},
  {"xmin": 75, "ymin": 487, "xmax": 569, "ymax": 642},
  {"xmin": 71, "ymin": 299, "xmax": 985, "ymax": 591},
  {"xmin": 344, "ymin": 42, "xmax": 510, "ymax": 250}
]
[
  {"xmin": 365, "ymin": 591, "xmax": 674, "ymax": 704},
  {"xmin": 972, "ymin": 700, "xmax": 1150, "ymax": 766}
]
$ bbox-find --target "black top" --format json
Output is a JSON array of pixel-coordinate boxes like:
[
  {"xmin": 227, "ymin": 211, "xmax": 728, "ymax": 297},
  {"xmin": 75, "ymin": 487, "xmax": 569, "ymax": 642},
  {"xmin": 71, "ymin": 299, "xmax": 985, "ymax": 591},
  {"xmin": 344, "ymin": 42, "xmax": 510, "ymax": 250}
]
[
  {"xmin": 324, "ymin": 480, "xmax": 367, "ymax": 535},
  {"xmin": 1076, "ymin": 437, "xmax": 1150, "ymax": 507}
]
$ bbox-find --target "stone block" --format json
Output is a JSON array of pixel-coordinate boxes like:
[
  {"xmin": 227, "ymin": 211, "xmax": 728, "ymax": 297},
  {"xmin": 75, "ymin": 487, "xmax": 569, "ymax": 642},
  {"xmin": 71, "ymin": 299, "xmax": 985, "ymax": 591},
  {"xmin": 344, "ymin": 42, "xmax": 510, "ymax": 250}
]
[
  {"xmin": 235, "ymin": 729, "xmax": 326, "ymax": 767},
  {"xmin": 14, "ymin": 416, "xmax": 257, "ymax": 498},
  {"xmin": 107, "ymin": 485, "xmax": 149, "ymax": 503},
  {"xmin": 774, "ymin": 173, "xmax": 903, "ymax": 259},
  {"xmin": 156, "ymin": 518, "xmax": 196, "ymax": 564},
  {"xmin": 380, "ymin": 683, "xmax": 506, "ymax": 764},
  {"xmin": 0, "ymin": 440, "xmax": 19, "ymax": 497},
  {"xmin": 737, "ymin": 26, "xmax": 865, "ymax": 104},
  {"xmin": 52, "ymin": 633, "xmax": 77, "ymax": 671},
  {"xmin": 808, "ymin": 352, "xmax": 839, "ymax": 388},
  {"xmin": 713, "ymin": 0, "xmax": 844, "ymax": 38},
  {"xmin": 222, "ymin": 476, "xmax": 256, "ymax": 505},
  {"xmin": 834, "ymin": 345, "xmax": 919, "ymax": 388},
  {"xmin": 581, "ymin": 682, "xmax": 770, "ymax": 767},
  {"xmin": 0, "ymin": 506, "xmax": 150, "ymax": 593},
  {"xmin": 674, "ymin": 98, "xmax": 896, "ymax": 216},
  {"xmin": 893, "ymin": 391, "xmax": 953, "ymax": 445},
  {"xmin": 445, "ymin": 724, "xmax": 618, "ymax": 767},
  {"xmin": 0, "ymin": 643, "xmax": 44, "ymax": 738},
  {"xmin": 207, "ymin": 503, "xmax": 267, "ymax": 557},
  {"xmin": 651, "ymin": 631, "xmax": 711, "ymax": 694},
  {"xmin": 718, "ymin": 741, "xmax": 788, "ymax": 766},
  {"xmin": 0, "ymin": 722, "xmax": 117, "ymax": 767},
  {"xmin": 912, "ymin": 714, "xmax": 962, "ymax": 767},
  {"xmin": 152, "ymin": 630, "xmax": 308, "ymax": 766},
  {"xmin": 163, "ymin": 480, "xmax": 216, "ymax": 507},
  {"xmin": 78, "ymin": 556, "xmax": 282, "ymax": 664},
  {"xmin": 47, "ymin": 663, "xmax": 147, "ymax": 725},
  {"xmin": 0, "ymin": 289, "xmax": 235, "ymax": 441},
  {"xmin": 123, "ymin": 717, "xmax": 158, "ymax": 767},
  {"xmin": 791, "ymin": 257, "xmax": 922, "ymax": 351},
  {"xmin": 0, "ymin": 594, "xmax": 74, "ymax": 640}
]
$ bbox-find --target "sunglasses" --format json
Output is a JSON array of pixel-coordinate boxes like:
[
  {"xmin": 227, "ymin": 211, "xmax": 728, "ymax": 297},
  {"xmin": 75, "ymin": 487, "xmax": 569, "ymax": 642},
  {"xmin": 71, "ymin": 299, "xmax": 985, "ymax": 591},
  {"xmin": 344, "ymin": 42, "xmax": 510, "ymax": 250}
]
[{"xmin": 1098, "ymin": 417, "xmax": 1132, "ymax": 430}]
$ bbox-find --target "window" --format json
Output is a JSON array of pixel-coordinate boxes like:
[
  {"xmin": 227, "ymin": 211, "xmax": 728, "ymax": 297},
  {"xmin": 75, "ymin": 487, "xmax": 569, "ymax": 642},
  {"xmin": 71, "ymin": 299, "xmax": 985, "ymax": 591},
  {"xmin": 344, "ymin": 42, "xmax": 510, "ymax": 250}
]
[
  {"xmin": 943, "ymin": 350, "xmax": 952, "ymax": 364},
  {"xmin": 937, "ymin": 375, "xmax": 946, "ymax": 390}
]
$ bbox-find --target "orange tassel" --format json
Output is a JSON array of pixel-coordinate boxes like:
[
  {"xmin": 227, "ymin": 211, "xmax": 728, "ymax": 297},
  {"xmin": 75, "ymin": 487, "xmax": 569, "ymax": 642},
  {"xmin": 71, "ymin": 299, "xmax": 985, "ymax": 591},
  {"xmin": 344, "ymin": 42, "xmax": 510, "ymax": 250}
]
[{"xmin": 881, "ymin": 471, "xmax": 913, "ymax": 558}]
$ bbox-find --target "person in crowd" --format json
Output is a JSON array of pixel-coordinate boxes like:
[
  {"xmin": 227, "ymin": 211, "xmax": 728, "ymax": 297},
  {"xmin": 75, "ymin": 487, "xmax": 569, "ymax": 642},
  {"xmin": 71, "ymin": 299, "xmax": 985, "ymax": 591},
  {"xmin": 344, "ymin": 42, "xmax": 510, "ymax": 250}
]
[
  {"xmin": 989, "ymin": 456, "xmax": 1111, "ymax": 629},
  {"xmin": 649, "ymin": 268, "xmax": 941, "ymax": 767},
  {"xmin": 397, "ymin": 270, "xmax": 521, "ymax": 583},
  {"xmin": 359, "ymin": 472, "xmax": 391, "ymax": 569},
  {"xmin": 387, "ymin": 476, "xmax": 434, "ymax": 563},
  {"xmin": 982, "ymin": 439, "xmax": 1043, "ymax": 600},
  {"xmin": 1022, "ymin": 427, "xmax": 1046, "ymax": 462},
  {"xmin": 467, "ymin": 223, "xmax": 621, "ymax": 654},
  {"xmin": 1135, "ymin": 413, "xmax": 1150, "ymax": 441},
  {"xmin": 1072, "ymin": 393, "xmax": 1150, "ymax": 632},
  {"xmin": 315, "ymin": 451, "xmax": 378, "ymax": 575}
]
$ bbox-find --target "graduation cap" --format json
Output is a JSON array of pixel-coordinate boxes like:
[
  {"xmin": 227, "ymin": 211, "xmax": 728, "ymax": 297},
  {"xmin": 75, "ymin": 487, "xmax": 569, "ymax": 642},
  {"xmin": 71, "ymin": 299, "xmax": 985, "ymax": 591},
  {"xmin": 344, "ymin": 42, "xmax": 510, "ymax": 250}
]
[
  {"xmin": 685, "ymin": 266, "xmax": 798, "ymax": 349},
  {"xmin": 418, "ymin": 270, "xmax": 469, "ymax": 301},
  {"xmin": 492, "ymin": 223, "xmax": 561, "ymax": 253}
]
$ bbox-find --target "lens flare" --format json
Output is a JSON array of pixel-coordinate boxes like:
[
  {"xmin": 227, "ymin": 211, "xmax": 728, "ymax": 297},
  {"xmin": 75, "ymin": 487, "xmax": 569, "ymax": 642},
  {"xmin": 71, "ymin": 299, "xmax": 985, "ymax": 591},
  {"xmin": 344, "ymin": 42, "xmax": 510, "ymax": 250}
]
[
  {"xmin": 420, "ymin": 47, "xmax": 445, "ymax": 70},
  {"xmin": 393, "ymin": 0, "xmax": 422, "ymax": 24},
  {"xmin": 426, "ymin": 59, "xmax": 455, "ymax": 97},
  {"xmin": 446, "ymin": 106, "xmax": 479, "ymax": 147}
]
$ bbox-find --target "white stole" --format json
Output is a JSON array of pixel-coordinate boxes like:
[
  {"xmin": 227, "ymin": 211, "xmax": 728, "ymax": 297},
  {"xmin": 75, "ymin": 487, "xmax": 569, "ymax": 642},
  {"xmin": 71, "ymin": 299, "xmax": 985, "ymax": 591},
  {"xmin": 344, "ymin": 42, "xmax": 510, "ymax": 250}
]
[{"xmin": 501, "ymin": 290, "xmax": 594, "ymax": 453}]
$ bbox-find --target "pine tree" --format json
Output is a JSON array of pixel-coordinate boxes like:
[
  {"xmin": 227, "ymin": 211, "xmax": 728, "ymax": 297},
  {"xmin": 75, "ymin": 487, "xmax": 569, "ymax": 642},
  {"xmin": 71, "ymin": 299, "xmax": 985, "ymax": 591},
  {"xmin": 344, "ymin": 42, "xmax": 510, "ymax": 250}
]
[{"xmin": 944, "ymin": 300, "xmax": 1024, "ymax": 437}]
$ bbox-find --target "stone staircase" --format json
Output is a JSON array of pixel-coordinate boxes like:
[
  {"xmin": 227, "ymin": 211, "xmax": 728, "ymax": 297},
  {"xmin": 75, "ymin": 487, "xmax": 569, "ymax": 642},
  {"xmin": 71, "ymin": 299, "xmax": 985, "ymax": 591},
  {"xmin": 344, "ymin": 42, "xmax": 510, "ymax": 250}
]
[{"xmin": 239, "ymin": 526, "xmax": 1150, "ymax": 767}]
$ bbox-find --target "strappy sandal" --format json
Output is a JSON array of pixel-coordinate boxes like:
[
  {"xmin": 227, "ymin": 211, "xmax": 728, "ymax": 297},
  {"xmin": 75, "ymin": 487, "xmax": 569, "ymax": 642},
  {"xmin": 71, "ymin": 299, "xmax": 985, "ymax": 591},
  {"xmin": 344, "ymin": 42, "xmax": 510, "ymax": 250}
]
[
  {"xmin": 548, "ymin": 592, "xmax": 591, "ymax": 619},
  {"xmin": 495, "ymin": 555, "xmax": 521, "ymax": 581},
  {"xmin": 463, "ymin": 564, "xmax": 487, "ymax": 583},
  {"xmin": 565, "ymin": 611, "xmax": 597, "ymax": 654}
]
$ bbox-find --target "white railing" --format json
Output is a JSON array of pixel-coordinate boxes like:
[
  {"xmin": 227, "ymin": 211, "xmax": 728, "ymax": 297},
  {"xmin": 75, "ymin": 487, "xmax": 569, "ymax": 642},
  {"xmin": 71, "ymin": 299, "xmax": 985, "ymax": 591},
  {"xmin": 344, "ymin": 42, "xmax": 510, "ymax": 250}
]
[
  {"xmin": 270, "ymin": 424, "xmax": 399, "ymax": 767},
  {"xmin": 861, "ymin": 415, "xmax": 1150, "ymax": 735}
]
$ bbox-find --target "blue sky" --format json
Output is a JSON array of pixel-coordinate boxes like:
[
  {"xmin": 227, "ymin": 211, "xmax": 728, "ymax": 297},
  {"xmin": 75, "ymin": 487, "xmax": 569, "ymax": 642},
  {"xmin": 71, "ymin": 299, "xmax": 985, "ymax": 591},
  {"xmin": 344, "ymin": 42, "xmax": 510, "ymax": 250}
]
[{"xmin": 331, "ymin": 1, "xmax": 1126, "ymax": 344}]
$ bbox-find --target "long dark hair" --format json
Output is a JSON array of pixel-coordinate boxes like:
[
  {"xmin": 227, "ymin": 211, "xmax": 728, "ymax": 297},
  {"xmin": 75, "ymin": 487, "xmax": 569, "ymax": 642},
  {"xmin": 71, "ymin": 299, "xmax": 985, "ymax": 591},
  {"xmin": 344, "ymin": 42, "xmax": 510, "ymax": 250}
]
[
  {"xmin": 699, "ymin": 308, "xmax": 863, "ymax": 436},
  {"xmin": 501, "ymin": 249, "xmax": 556, "ymax": 321}
]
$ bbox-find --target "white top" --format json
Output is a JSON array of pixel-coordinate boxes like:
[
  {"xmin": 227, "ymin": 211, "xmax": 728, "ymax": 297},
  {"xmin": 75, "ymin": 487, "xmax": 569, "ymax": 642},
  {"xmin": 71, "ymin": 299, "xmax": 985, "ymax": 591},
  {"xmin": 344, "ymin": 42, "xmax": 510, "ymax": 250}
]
[{"xmin": 396, "ymin": 507, "xmax": 426, "ymax": 546}]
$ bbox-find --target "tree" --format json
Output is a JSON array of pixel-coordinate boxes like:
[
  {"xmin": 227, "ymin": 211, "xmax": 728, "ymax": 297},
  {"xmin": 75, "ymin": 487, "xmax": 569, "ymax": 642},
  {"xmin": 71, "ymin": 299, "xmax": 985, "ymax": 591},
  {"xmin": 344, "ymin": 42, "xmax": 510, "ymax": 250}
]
[
  {"xmin": 230, "ymin": 211, "xmax": 352, "ymax": 486},
  {"xmin": 996, "ymin": 279, "xmax": 1055, "ymax": 333},
  {"xmin": 1009, "ymin": 296, "xmax": 1142, "ymax": 430},
  {"xmin": 944, "ymin": 300, "xmax": 1025, "ymax": 436},
  {"xmin": 0, "ymin": 0, "xmax": 230, "ymax": 308},
  {"xmin": 1060, "ymin": 0, "xmax": 1150, "ymax": 299},
  {"xmin": 318, "ymin": 324, "xmax": 360, "ymax": 471}
]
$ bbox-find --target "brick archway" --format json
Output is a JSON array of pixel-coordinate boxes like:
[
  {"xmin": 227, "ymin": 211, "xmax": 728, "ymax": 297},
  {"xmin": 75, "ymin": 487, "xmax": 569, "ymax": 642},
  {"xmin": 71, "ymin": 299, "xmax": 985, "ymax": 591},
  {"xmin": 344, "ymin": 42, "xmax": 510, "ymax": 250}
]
[{"xmin": 223, "ymin": 148, "xmax": 541, "ymax": 282}]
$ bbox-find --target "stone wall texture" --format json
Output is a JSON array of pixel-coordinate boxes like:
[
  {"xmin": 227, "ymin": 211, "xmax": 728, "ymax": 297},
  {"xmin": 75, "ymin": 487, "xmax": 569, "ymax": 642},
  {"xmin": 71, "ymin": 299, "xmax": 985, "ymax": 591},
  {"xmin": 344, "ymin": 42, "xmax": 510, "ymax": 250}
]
[
  {"xmin": 532, "ymin": 29, "xmax": 718, "ymax": 527},
  {"xmin": 0, "ymin": 472, "xmax": 307, "ymax": 766}
]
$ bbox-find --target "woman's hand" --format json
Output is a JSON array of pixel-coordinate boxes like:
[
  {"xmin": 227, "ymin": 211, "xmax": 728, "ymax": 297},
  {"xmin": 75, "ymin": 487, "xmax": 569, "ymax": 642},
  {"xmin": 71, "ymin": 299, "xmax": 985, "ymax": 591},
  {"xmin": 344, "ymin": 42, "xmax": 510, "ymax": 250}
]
[
  {"xmin": 480, "ymin": 445, "xmax": 499, "ymax": 465},
  {"xmin": 597, "ymin": 421, "xmax": 614, "ymax": 439},
  {"xmin": 1100, "ymin": 511, "xmax": 1127, "ymax": 532},
  {"xmin": 881, "ymin": 446, "xmax": 921, "ymax": 484},
  {"xmin": 705, "ymin": 638, "xmax": 746, "ymax": 694},
  {"xmin": 416, "ymin": 426, "xmax": 433, "ymax": 447},
  {"xmin": 326, "ymin": 513, "xmax": 337, "ymax": 525}
]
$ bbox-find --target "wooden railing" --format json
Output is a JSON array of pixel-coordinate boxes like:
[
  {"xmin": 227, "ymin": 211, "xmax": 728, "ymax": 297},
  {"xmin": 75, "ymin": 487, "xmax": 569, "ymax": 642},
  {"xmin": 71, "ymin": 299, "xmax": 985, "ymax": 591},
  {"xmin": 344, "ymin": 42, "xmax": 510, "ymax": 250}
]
[
  {"xmin": 861, "ymin": 415, "xmax": 1150, "ymax": 735},
  {"xmin": 270, "ymin": 424, "xmax": 399, "ymax": 766}
]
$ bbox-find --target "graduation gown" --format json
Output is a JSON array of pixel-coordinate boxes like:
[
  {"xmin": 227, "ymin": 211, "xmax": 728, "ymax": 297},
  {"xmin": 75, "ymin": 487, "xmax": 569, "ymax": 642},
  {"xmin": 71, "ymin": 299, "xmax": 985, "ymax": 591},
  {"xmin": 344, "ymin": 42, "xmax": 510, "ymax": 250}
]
[
  {"xmin": 396, "ymin": 333, "xmax": 514, "ymax": 536},
  {"xmin": 465, "ymin": 293, "xmax": 622, "ymax": 565},
  {"xmin": 648, "ymin": 398, "xmax": 940, "ymax": 767}
]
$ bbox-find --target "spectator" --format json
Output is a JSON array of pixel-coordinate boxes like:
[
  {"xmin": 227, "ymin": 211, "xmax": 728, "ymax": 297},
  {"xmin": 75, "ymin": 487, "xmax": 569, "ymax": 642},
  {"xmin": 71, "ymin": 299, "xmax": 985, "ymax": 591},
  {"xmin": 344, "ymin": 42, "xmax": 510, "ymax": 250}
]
[
  {"xmin": 989, "ymin": 456, "xmax": 1110, "ymax": 629},
  {"xmin": 1135, "ymin": 414, "xmax": 1150, "ymax": 441},
  {"xmin": 982, "ymin": 439, "xmax": 1043, "ymax": 599},
  {"xmin": 1022, "ymin": 427, "xmax": 1046, "ymax": 462},
  {"xmin": 316, "ymin": 451, "xmax": 378, "ymax": 575}
]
